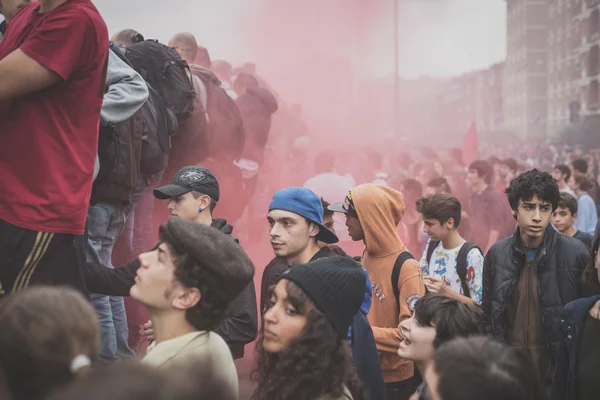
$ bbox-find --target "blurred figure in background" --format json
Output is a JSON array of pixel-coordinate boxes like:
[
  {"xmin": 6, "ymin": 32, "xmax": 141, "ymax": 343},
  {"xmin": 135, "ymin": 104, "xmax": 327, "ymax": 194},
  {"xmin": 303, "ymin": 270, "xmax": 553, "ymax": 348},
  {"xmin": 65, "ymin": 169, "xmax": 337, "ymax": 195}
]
[{"xmin": 0, "ymin": 287, "xmax": 100, "ymax": 400}]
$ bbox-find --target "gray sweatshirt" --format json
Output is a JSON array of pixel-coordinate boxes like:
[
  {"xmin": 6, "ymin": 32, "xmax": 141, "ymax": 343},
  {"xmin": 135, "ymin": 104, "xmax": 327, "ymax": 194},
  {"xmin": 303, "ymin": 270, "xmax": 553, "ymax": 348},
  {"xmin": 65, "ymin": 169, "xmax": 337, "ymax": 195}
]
[{"xmin": 94, "ymin": 50, "xmax": 149, "ymax": 181}]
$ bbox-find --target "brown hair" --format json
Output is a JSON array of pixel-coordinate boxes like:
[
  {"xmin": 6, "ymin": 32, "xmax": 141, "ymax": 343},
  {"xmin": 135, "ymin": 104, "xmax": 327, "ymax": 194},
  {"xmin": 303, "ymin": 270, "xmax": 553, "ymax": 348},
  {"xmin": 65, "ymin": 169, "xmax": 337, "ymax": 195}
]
[
  {"xmin": 573, "ymin": 174, "xmax": 593, "ymax": 192},
  {"xmin": 0, "ymin": 286, "xmax": 99, "ymax": 400},
  {"xmin": 432, "ymin": 337, "xmax": 548, "ymax": 400},
  {"xmin": 416, "ymin": 193, "xmax": 462, "ymax": 228},
  {"xmin": 48, "ymin": 359, "xmax": 237, "ymax": 400},
  {"xmin": 252, "ymin": 281, "xmax": 366, "ymax": 400},
  {"xmin": 556, "ymin": 192, "xmax": 578, "ymax": 215}
]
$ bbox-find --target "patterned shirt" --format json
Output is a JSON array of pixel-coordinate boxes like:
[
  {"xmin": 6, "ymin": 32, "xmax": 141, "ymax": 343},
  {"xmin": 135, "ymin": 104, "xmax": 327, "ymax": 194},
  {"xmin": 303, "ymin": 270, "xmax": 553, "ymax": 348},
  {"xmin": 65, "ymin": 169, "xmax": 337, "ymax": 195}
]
[{"xmin": 419, "ymin": 240, "xmax": 484, "ymax": 305}]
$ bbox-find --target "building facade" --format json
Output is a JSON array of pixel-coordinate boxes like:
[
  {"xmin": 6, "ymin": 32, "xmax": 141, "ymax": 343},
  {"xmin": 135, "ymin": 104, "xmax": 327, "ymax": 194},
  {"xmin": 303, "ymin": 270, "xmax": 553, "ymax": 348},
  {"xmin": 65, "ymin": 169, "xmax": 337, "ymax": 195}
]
[{"xmin": 504, "ymin": 0, "xmax": 549, "ymax": 140}]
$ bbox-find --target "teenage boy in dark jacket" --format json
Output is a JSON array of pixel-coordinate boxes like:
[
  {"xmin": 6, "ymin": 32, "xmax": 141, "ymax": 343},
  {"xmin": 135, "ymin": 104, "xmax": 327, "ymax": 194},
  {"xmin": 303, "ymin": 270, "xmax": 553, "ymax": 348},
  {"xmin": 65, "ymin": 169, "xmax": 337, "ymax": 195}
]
[{"xmin": 482, "ymin": 169, "xmax": 590, "ymax": 387}]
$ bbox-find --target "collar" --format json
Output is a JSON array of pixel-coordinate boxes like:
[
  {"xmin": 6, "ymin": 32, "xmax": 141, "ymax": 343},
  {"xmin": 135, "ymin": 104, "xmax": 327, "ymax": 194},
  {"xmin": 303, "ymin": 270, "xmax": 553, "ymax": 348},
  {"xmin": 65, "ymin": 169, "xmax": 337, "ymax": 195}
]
[{"xmin": 143, "ymin": 331, "xmax": 208, "ymax": 367}]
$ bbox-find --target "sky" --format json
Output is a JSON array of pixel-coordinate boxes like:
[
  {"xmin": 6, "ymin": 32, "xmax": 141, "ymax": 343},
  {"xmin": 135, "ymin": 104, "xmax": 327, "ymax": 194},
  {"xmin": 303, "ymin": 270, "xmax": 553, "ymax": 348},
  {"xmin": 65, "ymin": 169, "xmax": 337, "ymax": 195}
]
[{"xmin": 93, "ymin": 0, "xmax": 507, "ymax": 80}]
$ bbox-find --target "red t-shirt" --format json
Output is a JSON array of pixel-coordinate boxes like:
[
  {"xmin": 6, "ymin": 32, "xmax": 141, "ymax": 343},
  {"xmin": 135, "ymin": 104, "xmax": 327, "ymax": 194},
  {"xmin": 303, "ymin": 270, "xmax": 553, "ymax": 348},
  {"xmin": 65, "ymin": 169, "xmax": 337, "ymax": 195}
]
[{"xmin": 0, "ymin": 0, "xmax": 108, "ymax": 235}]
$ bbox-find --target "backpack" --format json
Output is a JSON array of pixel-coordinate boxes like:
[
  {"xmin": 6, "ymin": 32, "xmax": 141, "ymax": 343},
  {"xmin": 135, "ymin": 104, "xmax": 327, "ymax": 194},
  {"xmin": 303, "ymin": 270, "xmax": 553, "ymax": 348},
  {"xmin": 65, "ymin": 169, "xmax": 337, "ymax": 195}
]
[
  {"xmin": 190, "ymin": 65, "xmax": 245, "ymax": 162},
  {"xmin": 124, "ymin": 39, "xmax": 196, "ymax": 122},
  {"xmin": 94, "ymin": 111, "xmax": 144, "ymax": 206},
  {"xmin": 391, "ymin": 251, "xmax": 418, "ymax": 310},
  {"xmin": 426, "ymin": 241, "xmax": 480, "ymax": 298},
  {"xmin": 109, "ymin": 41, "xmax": 179, "ymax": 176}
]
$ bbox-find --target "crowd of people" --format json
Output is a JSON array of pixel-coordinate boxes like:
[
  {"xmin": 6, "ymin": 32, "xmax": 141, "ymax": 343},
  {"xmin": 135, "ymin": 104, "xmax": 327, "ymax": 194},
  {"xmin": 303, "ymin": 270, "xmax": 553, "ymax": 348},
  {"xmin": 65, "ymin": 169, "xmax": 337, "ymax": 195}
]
[{"xmin": 1, "ymin": 0, "xmax": 600, "ymax": 400}]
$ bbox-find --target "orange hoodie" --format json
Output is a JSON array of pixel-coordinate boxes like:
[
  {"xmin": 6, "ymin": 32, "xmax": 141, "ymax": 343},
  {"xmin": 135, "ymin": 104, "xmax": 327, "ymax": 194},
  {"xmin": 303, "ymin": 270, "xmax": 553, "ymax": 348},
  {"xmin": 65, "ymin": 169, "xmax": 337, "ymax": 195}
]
[{"xmin": 352, "ymin": 184, "xmax": 425, "ymax": 383}]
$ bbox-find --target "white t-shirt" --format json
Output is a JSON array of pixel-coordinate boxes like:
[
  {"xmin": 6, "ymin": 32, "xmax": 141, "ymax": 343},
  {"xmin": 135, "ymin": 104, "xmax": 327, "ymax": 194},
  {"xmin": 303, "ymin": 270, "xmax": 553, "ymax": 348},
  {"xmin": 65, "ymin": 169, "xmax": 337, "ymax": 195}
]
[{"xmin": 419, "ymin": 240, "xmax": 484, "ymax": 305}]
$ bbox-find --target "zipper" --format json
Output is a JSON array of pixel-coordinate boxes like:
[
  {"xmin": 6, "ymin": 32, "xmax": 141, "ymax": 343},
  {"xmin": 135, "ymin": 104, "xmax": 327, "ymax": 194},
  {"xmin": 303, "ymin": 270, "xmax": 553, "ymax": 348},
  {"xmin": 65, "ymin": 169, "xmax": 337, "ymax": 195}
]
[{"xmin": 495, "ymin": 278, "xmax": 517, "ymax": 336}]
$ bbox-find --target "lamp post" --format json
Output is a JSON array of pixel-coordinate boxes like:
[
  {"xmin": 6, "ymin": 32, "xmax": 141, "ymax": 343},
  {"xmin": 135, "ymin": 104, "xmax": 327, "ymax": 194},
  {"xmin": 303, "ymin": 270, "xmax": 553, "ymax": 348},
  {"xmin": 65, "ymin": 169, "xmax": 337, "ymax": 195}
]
[{"xmin": 393, "ymin": 0, "xmax": 400, "ymax": 137}]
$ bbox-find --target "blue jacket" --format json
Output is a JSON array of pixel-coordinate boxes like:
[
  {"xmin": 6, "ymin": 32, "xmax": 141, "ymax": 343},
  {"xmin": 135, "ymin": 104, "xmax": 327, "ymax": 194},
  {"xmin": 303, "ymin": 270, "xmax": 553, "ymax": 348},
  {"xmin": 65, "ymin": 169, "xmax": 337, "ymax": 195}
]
[{"xmin": 551, "ymin": 295, "xmax": 600, "ymax": 400}]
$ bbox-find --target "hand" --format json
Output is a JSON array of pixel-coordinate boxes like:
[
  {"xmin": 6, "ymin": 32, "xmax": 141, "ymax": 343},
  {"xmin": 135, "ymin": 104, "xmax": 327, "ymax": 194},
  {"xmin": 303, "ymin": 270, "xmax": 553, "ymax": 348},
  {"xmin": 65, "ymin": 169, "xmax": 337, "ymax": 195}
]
[
  {"xmin": 142, "ymin": 320, "xmax": 155, "ymax": 342},
  {"xmin": 424, "ymin": 276, "xmax": 447, "ymax": 294}
]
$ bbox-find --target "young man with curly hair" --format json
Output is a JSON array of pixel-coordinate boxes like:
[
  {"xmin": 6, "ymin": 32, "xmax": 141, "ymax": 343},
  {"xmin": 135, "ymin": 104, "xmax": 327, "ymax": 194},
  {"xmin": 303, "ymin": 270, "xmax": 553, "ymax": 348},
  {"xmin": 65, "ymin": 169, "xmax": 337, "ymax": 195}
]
[
  {"xmin": 482, "ymin": 169, "xmax": 590, "ymax": 388},
  {"xmin": 131, "ymin": 218, "xmax": 254, "ymax": 398}
]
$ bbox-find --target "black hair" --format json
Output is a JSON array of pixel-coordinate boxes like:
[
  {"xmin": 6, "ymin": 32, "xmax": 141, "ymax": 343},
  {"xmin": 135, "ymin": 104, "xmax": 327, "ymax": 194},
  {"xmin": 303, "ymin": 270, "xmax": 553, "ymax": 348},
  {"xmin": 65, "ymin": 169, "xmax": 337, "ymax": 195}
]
[
  {"xmin": 504, "ymin": 169, "xmax": 560, "ymax": 212},
  {"xmin": 468, "ymin": 160, "xmax": 494, "ymax": 184},
  {"xmin": 413, "ymin": 294, "xmax": 483, "ymax": 349},
  {"xmin": 556, "ymin": 192, "xmax": 578, "ymax": 216},
  {"xmin": 432, "ymin": 337, "xmax": 549, "ymax": 400},
  {"xmin": 554, "ymin": 164, "xmax": 571, "ymax": 182},
  {"xmin": 321, "ymin": 198, "xmax": 333, "ymax": 218},
  {"xmin": 571, "ymin": 158, "xmax": 588, "ymax": 174},
  {"xmin": 159, "ymin": 226, "xmax": 230, "ymax": 331},
  {"xmin": 253, "ymin": 281, "xmax": 367, "ymax": 400},
  {"xmin": 581, "ymin": 235, "xmax": 600, "ymax": 297},
  {"xmin": 416, "ymin": 194, "xmax": 462, "ymax": 228}
]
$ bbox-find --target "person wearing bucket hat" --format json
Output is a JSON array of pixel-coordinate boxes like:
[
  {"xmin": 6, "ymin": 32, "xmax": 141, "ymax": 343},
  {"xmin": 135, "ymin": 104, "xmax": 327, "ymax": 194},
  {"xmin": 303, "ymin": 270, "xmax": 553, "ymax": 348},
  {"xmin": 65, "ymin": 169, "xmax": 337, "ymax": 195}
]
[
  {"xmin": 85, "ymin": 165, "xmax": 258, "ymax": 361},
  {"xmin": 260, "ymin": 187, "xmax": 387, "ymax": 400},
  {"xmin": 253, "ymin": 256, "xmax": 368, "ymax": 400}
]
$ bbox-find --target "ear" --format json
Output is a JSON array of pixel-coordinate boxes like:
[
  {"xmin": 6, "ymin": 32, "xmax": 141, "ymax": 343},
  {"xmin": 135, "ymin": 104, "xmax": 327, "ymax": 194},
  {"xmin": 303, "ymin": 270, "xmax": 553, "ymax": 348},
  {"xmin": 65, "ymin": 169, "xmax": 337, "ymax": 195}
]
[
  {"xmin": 445, "ymin": 217, "xmax": 455, "ymax": 230},
  {"xmin": 308, "ymin": 222, "xmax": 320, "ymax": 239},
  {"xmin": 172, "ymin": 287, "xmax": 201, "ymax": 311},
  {"xmin": 573, "ymin": 212, "xmax": 578, "ymax": 222}
]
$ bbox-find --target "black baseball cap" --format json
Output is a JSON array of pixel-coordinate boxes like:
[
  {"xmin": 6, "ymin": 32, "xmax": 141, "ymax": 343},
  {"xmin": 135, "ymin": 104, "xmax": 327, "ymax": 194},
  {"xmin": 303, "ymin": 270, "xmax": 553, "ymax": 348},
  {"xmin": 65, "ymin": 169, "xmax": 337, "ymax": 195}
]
[
  {"xmin": 154, "ymin": 166, "xmax": 220, "ymax": 201},
  {"xmin": 327, "ymin": 191, "xmax": 357, "ymax": 216}
]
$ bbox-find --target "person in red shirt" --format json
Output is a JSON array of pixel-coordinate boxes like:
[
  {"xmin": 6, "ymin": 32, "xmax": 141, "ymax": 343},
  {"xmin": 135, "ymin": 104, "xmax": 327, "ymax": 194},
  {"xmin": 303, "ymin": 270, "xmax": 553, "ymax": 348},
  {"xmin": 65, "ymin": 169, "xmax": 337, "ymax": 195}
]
[{"xmin": 0, "ymin": 0, "xmax": 108, "ymax": 296}]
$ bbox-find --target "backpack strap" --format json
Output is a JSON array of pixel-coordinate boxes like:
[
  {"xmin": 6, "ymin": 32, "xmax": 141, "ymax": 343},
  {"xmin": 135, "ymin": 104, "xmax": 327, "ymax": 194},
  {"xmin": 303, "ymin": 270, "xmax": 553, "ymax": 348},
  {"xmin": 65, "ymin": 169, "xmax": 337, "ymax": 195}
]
[
  {"xmin": 426, "ymin": 240, "xmax": 440, "ymax": 266},
  {"xmin": 456, "ymin": 242, "xmax": 480, "ymax": 299},
  {"xmin": 392, "ymin": 252, "xmax": 415, "ymax": 310}
]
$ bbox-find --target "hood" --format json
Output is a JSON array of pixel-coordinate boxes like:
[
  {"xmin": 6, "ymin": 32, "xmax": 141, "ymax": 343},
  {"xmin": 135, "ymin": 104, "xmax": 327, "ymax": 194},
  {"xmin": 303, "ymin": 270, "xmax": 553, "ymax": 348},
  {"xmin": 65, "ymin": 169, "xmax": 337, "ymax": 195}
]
[
  {"xmin": 246, "ymin": 87, "xmax": 278, "ymax": 115},
  {"xmin": 352, "ymin": 184, "xmax": 405, "ymax": 256}
]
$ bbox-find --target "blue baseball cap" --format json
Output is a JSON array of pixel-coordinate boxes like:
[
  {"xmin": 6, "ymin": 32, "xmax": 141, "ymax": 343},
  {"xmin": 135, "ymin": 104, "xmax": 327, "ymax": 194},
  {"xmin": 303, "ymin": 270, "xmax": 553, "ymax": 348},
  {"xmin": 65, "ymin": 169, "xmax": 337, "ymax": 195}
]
[{"xmin": 269, "ymin": 187, "xmax": 339, "ymax": 244}]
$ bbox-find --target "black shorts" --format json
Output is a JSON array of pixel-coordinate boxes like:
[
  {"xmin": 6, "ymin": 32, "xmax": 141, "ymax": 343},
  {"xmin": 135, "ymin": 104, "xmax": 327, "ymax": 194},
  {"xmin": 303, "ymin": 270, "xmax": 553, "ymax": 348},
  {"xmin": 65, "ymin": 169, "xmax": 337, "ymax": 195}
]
[{"xmin": 0, "ymin": 219, "xmax": 88, "ymax": 297}]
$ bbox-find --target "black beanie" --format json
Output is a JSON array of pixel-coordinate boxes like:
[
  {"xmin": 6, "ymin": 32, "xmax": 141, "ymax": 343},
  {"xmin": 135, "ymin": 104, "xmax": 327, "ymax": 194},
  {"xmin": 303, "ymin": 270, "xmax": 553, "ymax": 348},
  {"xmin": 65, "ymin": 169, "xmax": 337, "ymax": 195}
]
[
  {"xmin": 282, "ymin": 256, "xmax": 366, "ymax": 336},
  {"xmin": 158, "ymin": 217, "xmax": 254, "ymax": 305}
]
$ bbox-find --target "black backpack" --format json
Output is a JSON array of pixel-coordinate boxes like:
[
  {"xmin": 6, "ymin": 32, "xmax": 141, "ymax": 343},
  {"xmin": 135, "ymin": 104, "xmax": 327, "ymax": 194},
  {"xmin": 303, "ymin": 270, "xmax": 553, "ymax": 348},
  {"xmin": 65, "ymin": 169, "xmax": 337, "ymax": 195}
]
[
  {"xmin": 190, "ymin": 65, "xmax": 245, "ymax": 161},
  {"xmin": 124, "ymin": 40, "xmax": 196, "ymax": 123},
  {"xmin": 391, "ymin": 251, "xmax": 420, "ymax": 310},
  {"xmin": 109, "ymin": 41, "xmax": 179, "ymax": 176},
  {"xmin": 425, "ymin": 241, "xmax": 480, "ymax": 298},
  {"xmin": 94, "ymin": 111, "xmax": 144, "ymax": 206}
]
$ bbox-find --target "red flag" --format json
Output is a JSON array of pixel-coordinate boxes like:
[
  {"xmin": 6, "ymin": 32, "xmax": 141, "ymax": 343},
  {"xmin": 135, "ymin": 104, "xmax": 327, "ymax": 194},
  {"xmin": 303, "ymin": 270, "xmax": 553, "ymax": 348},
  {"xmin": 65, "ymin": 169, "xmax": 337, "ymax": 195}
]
[{"xmin": 461, "ymin": 121, "xmax": 479, "ymax": 166}]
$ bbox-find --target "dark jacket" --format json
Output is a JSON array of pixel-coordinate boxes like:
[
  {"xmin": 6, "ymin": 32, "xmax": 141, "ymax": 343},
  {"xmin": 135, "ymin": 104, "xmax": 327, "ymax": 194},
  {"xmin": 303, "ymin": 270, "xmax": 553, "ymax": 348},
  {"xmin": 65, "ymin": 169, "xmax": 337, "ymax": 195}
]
[
  {"xmin": 260, "ymin": 246, "xmax": 386, "ymax": 400},
  {"xmin": 84, "ymin": 218, "xmax": 258, "ymax": 359},
  {"xmin": 551, "ymin": 295, "xmax": 600, "ymax": 400},
  {"xmin": 236, "ymin": 87, "xmax": 278, "ymax": 165},
  {"xmin": 482, "ymin": 226, "xmax": 590, "ymax": 368}
]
